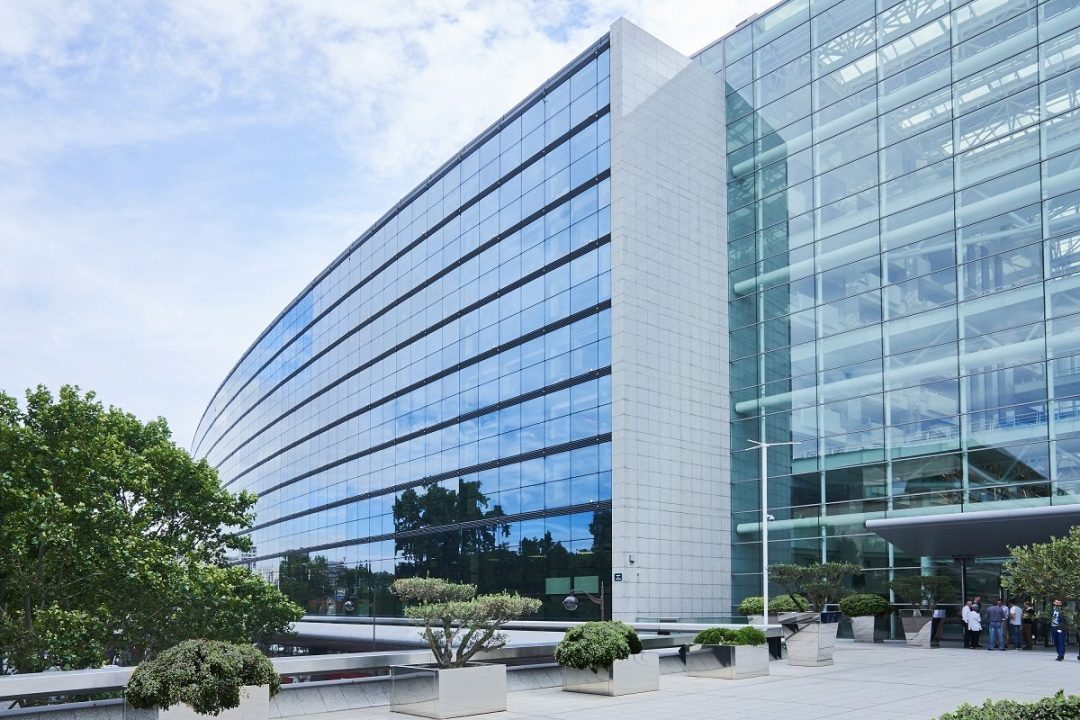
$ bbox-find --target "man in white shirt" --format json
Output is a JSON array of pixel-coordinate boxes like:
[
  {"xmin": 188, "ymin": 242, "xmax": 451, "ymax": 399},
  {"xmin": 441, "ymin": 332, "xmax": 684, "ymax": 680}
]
[
  {"xmin": 961, "ymin": 600, "xmax": 973, "ymax": 648},
  {"xmin": 1008, "ymin": 600, "xmax": 1023, "ymax": 650}
]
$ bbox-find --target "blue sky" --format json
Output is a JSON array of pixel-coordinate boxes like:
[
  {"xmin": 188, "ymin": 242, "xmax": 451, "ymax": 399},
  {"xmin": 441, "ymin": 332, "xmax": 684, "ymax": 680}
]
[{"xmin": 0, "ymin": 0, "xmax": 776, "ymax": 449}]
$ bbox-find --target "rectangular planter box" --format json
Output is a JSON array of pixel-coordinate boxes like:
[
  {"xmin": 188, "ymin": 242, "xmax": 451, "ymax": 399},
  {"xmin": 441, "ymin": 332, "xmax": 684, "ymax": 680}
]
[
  {"xmin": 155, "ymin": 686, "xmax": 268, "ymax": 720},
  {"xmin": 850, "ymin": 615, "xmax": 887, "ymax": 643},
  {"xmin": 686, "ymin": 644, "xmax": 769, "ymax": 680},
  {"xmin": 779, "ymin": 612, "xmax": 839, "ymax": 667},
  {"xmin": 390, "ymin": 663, "xmax": 506, "ymax": 718},
  {"xmin": 562, "ymin": 651, "xmax": 659, "ymax": 696},
  {"xmin": 899, "ymin": 610, "xmax": 940, "ymax": 648}
]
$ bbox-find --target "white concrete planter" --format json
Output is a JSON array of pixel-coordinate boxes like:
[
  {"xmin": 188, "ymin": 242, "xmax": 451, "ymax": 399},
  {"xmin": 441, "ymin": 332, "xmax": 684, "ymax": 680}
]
[
  {"xmin": 390, "ymin": 663, "xmax": 506, "ymax": 718},
  {"xmin": 686, "ymin": 644, "xmax": 769, "ymax": 680},
  {"xmin": 779, "ymin": 612, "xmax": 839, "ymax": 667},
  {"xmin": 154, "ymin": 685, "xmax": 268, "ymax": 720},
  {"xmin": 850, "ymin": 615, "xmax": 886, "ymax": 643},
  {"xmin": 562, "ymin": 651, "xmax": 659, "ymax": 696},
  {"xmin": 899, "ymin": 610, "xmax": 939, "ymax": 648}
]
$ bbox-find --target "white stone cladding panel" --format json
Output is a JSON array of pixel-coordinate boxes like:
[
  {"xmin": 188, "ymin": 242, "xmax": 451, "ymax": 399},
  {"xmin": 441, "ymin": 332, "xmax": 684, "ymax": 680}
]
[{"xmin": 608, "ymin": 18, "xmax": 729, "ymax": 621}]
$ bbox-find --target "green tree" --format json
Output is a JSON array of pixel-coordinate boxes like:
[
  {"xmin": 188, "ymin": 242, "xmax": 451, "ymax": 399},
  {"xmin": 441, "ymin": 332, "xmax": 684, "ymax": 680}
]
[
  {"xmin": 0, "ymin": 385, "xmax": 302, "ymax": 673},
  {"xmin": 1001, "ymin": 526, "xmax": 1080, "ymax": 602},
  {"xmin": 391, "ymin": 577, "xmax": 541, "ymax": 668},
  {"xmin": 890, "ymin": 573, "xmax": 956, "ymax": 609},
  {"xmin": 769, "ymin": 562, "xmax": 863, "ymax": 612}
]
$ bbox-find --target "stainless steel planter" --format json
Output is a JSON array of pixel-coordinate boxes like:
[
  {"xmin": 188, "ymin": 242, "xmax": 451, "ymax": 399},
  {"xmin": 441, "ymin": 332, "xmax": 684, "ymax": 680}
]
[
  {"xmin": 155, "ymin": 686, "xmax": 268, "ymax": 720},
  {"xmin": 390, "ymin": 663, "xmax": 506, "ymax": 718},
  {"xmin": 898, "ymin": 610, "xmax": 940, "ymax": 648},
  {"xmin": 686, "ymin": 644, "xmax": 769, "ymax": 680},
  {"xmin": 562, "ymin": 652, "xmax": 659, "ymax": 696},
  {"xmin": 779, "ymin": 612, "xmax": 839, "ymax": 667},
  {"xmin": 850, "ymin": 615, "xmax": 886, "ymax": 643}
]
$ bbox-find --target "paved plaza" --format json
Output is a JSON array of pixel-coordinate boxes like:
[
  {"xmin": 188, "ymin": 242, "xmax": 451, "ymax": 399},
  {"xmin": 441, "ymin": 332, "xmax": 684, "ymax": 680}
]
[{"xmin": 285, "ymin": 643, "xmax": 1080, "ymax": 720}]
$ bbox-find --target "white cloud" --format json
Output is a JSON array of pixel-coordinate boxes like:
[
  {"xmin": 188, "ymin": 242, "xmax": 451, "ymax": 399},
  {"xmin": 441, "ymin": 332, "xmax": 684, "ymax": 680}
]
[{"xmin": 0, "ymin": 0, "xmax": 776, "ymax": 448}]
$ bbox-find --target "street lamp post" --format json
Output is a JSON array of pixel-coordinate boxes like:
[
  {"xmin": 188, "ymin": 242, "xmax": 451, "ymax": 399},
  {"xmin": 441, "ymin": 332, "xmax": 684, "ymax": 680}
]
[
  {"xmin": 747, "ymin": 439, "xmax": 798, "ymax": 622},
  {"xmin": 562, "ymin": 582, "xmax": 606, "ymax": 620}
]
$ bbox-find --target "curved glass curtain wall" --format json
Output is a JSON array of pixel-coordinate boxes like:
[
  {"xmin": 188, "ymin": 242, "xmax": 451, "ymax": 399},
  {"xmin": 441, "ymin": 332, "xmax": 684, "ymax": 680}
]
[
  {"xmin": 194, "ymin": 39, "xmax": 613, "ymax": 619},
  {"xmin": 703, "ymin": 0, "xmax": 1080, "ymax": 607}
]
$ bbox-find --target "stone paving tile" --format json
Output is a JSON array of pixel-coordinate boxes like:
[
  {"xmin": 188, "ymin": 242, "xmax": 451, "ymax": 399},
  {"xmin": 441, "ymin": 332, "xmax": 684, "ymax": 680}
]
[{"xmin": 278, "ymin": 643, "xmax": 1080, "ymax": 720}]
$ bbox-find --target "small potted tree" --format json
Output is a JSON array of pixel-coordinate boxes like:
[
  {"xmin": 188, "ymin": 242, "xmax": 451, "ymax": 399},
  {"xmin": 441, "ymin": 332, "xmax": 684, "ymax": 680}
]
[
  {"xmin": 685, "ymin": 626, "xmax": 769, "ymax": 680},
  {"xmin": 770, "ymin": 562, "xmax": 862, "ymax": 666},
  {"xmin": 555, "ymin": 621, "xmax": 658, "ymax": 696},
  {"xmin": 389, "ymin": 578, "xmax": 541, "ymax": 718},
  {"xmin": 125, "ymin": 639, "xmax": 279, "ymax": 720},
  {"xmin": 838, "ymin": 594, "xmax": 890, "ymax": 643},
  {"xmin": 890, "ymin": 574, "xmax": 955, "ymax": 648}
]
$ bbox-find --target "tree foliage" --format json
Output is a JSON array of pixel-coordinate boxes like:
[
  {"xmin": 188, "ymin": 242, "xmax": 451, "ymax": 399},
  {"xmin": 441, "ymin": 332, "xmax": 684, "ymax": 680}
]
[
  {"xmin": 934, "ymin": 690, "xmax": 1080, "ymax": 720},
  {"xmin": 890, "ymin": 574, "xmax": 956, "ymax": 609},
  {"xmin": 769, "ymin": 562, "xmax": 862, "ymax": 612},
  {"xmin": 393, "ymin": 481, "xmax": 507, "ymax": 581},
  {"xmin": 126, "ymin": 640, "xmax": 279, "ymax": 716},
  {"xmin": 693, "ymin": 626, "xmax": 767, "ymax": 646},
  {"xmin": 838, "ymin": 593, "xmax": 891, "ymax": 617},
  {"xmin": 0, "ymin": 385, "xmax": 302, "ymax": 673},
  {"xmin": 392, "ymin": 578, "xmax": 541, "ymax": 668},
  {"xmin": 736, "ymin": 594, "xmax": 809, "ymax": 616},
  {"xmin": 553, "ymin": 621, "xmax": 642, "ymax": 671},
  {"xmin": 1001, "ymin": 527, "xmax": 1080, "ymax": 602}
]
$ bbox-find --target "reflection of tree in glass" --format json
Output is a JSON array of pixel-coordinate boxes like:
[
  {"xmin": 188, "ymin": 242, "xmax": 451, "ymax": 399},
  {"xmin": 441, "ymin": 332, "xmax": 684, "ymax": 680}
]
[
  {"xmin": 393, "ymin": 480, "xmax": 507, "ymax": 580},
  {"xmin": 336, "ymin": 564, "xmax": 396, "ymax": 616},
  {"xmin": 277, "ymin": 552, "xmax": 332, "ymax": 611},
  {"xmin": 277, "ymin": 553, "xmax": 396, "ymax": 616}
]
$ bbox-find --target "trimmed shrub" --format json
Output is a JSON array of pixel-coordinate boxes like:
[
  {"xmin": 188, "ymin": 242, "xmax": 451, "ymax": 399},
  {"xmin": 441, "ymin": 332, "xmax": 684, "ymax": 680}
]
[
  {"xmin": 126, "ymin": 640, "xmax": 279, "ymax": 716},
  {"xmin": 554, "ymin": 621, "xmax": 642, "ymax": 671},
  {"xmin": 391, "ymin": 577, "xmax": 541, "ymax": 668},
  {"xmin": 890, "ymin": 574, "xmax": 955, "ymax": 609},
  {"xmin": 935, "ymin": 690, "xmax": 1080, "ymax": 719},
  {"xmin": 737, "ymin": 594, "xmax": 809, "ymax": 616},
  {"xmin": 838, "ymin": 594, "xmax": 890, "ymax": 618},
  {"xmin": 693, "ymin": 626, "xmax": 767, "ymax": 646}
]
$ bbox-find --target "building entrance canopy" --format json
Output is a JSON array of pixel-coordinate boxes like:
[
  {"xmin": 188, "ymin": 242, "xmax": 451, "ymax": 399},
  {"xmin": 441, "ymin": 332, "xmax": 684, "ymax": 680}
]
[{"xmin": 865, "ymin": 504, "xmax": 1080, "ymax": 558}]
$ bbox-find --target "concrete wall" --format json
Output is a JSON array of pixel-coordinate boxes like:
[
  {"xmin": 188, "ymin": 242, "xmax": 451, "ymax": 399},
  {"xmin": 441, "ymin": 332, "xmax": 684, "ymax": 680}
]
[{"xmin": 608, "ymin": 18, "xmax": 730, "ymax": 621}]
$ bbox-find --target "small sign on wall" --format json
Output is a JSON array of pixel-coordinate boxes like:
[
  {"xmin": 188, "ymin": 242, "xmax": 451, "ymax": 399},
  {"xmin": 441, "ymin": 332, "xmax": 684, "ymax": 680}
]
[{"xmin": 613, "ymin": 573, "xmax": 623, "ymax": 581}]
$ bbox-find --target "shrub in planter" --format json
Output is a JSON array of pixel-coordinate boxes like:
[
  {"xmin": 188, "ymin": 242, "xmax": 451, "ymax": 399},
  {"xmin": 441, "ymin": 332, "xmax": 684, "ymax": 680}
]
[
  {"xmin": 768, "ymin": 563, "xmax": 862, "ymax": 667},
  {"xmin": 839, "ymin": 594, "xmax": 890, "ymax": 617},
  {"xmin": 391, "ymin": 577, "xmax": 542, "ymax": 668},
  {"xmin": 737, "ymin": 595, "xmax": 810, "ymax": 616},
  {"xmin": 693, "ymin": 627, "xmax": 767, "ymax": 646},
  {"xmin": 555, "ymin": 621, "xmax": 641, "ymax": 671},
  {"xmin": 688, "ymin": 627, "xmax": 769, "ymax": 680},
  {"xmin": 126, "ymin": 640, "xmax": 278, "ymax": 716},
  {"xmin": 390, "ymin": 578, "xmax": 541, "ymax": 718},
  {"xmin": 840, "ymin": 594, "xmax": 890, "ymax": 644},
  {"xmin": 557, "ymin": 622, "xmax": 656, "ymax": 696},
  {"xmin": 935, "ymin": 690, "xmax": 1080, "ymax": 719},
  {"xmin": 890, "ymin": 574, "xmax": 956, "ymax": 648}
]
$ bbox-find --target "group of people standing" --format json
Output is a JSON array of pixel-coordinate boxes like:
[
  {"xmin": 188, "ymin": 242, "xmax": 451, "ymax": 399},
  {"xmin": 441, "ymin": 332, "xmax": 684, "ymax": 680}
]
[{"xmin": 961, "ymin": 596, "xmax": 1077, "ymax": 661}]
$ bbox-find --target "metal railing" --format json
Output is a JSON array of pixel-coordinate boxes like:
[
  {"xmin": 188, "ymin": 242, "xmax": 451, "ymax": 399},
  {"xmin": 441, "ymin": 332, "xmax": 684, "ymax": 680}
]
[{"xmin": 0, "ymin": 620, "xmax": 779, "ymax": 703}]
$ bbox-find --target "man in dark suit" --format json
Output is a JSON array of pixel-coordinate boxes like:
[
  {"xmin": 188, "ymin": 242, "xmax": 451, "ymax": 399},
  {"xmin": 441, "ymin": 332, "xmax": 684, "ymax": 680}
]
[{"xmin": 1050, "ymin": 598, "xmax": 1068, "ymax": 661}]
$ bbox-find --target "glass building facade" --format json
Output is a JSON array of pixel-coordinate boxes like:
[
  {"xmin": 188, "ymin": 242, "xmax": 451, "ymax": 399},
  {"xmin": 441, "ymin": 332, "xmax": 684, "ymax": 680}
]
[
  {"xmin": 193, "ymin": 39, "xmax": 615, "ymax": 618},
  {"xmin": 702, "ymin": 0, "xmax": 1080, "ymax": 604},
  {"xmin": 198, "ymin": 5, "xmax": 1080, "ymax": 621}
]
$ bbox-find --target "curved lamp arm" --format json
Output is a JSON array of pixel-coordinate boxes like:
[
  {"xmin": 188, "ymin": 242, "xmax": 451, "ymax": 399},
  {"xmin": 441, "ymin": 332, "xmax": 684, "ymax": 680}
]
[{"xmin": 563, "ymin": 581, "xmax": 606, "ymax": 620}]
